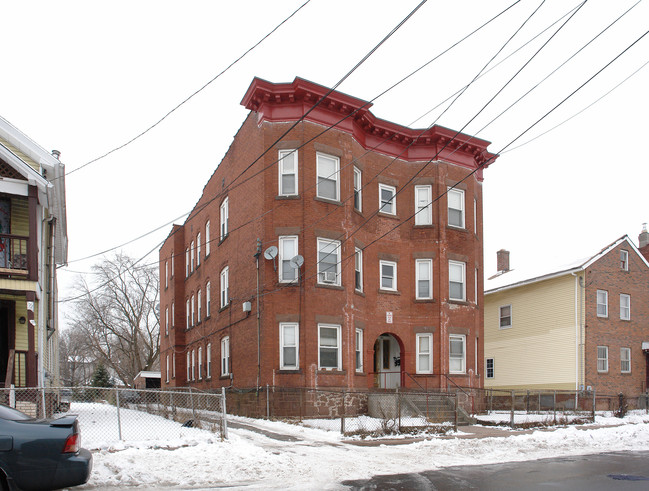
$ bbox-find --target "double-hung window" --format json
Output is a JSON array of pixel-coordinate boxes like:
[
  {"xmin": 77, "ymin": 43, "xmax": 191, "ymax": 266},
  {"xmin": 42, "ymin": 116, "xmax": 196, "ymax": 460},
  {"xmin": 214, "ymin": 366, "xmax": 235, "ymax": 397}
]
[
  {"xmin": 620, "ymin": 250, "xmax": 629, "ymax": 271},
  {"xmin": 172, "ymin": 302, "xmax": 175, "ymax": 328},
  {"xmin": 185, "ymin": 249, "xmax": 189, "ymax": 277},
  {"xmin": 279, "ymin": 150, "xmax": 298, "ymax": 196},
  {"xmin": 186, "ymin": 352, "xmax": 191, "ymax": 381},
  {"xmin": 280, "ymin": 323, "xmax": 299, "ymax": 370},
  {"xmin": 597, "ymin": 290, "xmax": 608, "ymax": 317},
  {"xmin": 185, "ymin": 300, "xmax": 190, "ymax": 329},
  {"xmin": 447, "ymin": 188, "xmax": 465, "ymax": 228},
  {"xmin": 191, "ymin": 295, "xmax": 195, "ymax": 327},
  {"xmin": 449, "ymin": 260, "xmax": 466, "ymax": 301},
  {"xmin": 191, "ymin": 350, "xmax": 196, "ymax": 381},
  {"xmin": 197, "ymin": 289, "xmax": 202, "ymax": 323},
  {"xmin": 165, "ymin": 355, "xmax": 170, "ymax": 383},
  {"xmin": 165, "ymin": 307, "xmax": 169, "ymax": 336},
  {"xmin": 318, "ymin": 324, "xmax": 341, "ymax": 370},
  {"xmin": 486, "ymin": 358, "xmax": 494, "ymax": 379},
  {"xmin": 221, "ymin": 336, "xmax": 230, "ymax": 376},
  {"xmin": 220, "ymin": 197, "xmax": 229, "ymax": 241},
  {"xmin": 499, "ymin": 305, "xmax": 512, "ymax": 328},
  {"xmin": 165, "ymin": 261, "xmax": 168, "ymax": 289},
  {"xmin": 206, "ymin": 343, "xmax": 212, "ymax": 378},
  {"xmin": 354, "ymin": 248, "xmax": 363, "ymax": 292},
  {"xmin": 416, "ymin": 333, "xmax": 433, "ymax": 374},
  {"xmin": 353, "ymin": 167, "xmax": 362, "ymax": 211},
  {"xmin": 317, "ymin": 238, "xmax": 341, "ymax": 285},
  {"xmin": 449, "ymin": 335, "xmax": 466, "ymax": 373},
  {"xmin": 205, "ymin": 221, "xmax": 211, "ymax": 256},
  {"xmin": 316, "ymin": 153, "xmax": 339, "ymax": 201},
  {"xmin": 597, "ymin": 346, "xmax": 608, "ymax": 372},
  {"xmin": 355, "ymin": 328, "xmax": 363, "ymax": 372},
  {"xmin": 196, "ymin": 233, "xmax": 201, "ymax": 267},
  {"xmin": 416, "ymin": 259, "xmax": 432, "ymax": 299},
  {"xmin": 379, "ymin": 183, "xmax": 396, "ymax": 215},
  {"xmin": 198, "ymin": 347, "xmax": 203, "ymax": 380},
  {"xmin": 414, "ymin": 185, "xmax": 432, "ymax": 225},
  {"xmin": 279, "ymin": 236, "xmax": 299, "ymax": 283},
  {"xmin": 206, "ymin": 281, "xmax": 211, "ymax": 317},
  {"xmin": 220, "ymin": 267, "xmax": 229, "ymax": 308},
  {"xmin": 190, "ymin": 241, "xmax": 195, "ymax": 273},
  {"xmin": 380, "ymin": 260, "xmax": 397, "ymax": 291},
  {"xmin": 621, "ymin": 347, "xmax": 631, "ymax": 373},
  {"xmin": 620, "ymin": 294, "xmax": 630, "ymax": 320}
]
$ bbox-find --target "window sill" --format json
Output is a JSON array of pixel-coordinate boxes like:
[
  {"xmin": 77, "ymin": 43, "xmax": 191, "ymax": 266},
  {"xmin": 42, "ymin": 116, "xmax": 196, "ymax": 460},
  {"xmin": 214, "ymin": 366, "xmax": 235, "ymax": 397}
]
[
  {"xmin": 277, "ymin": 369, "xmax": 302, "ymax": 374},
  {"xmin": 354, "ymin": 371, "xmax": 366, "ymax": 376},
  {"xmin": 597, "ymin": 371, "xmax": 608, "ymax": 374},
  {"xmin": 220, "ymin": 375, "xmax": 231, "ymax": 380},
  {"xmin": 353, "ymin": 208, "xmax": 363, "ymax": 217},
  {"xmin": 317, "ymin": 369, "xmax": 346, "ymax": 375},
  {"xmin": 414, "ymin": 298, "xmax": 435, "ymax": 303},
  {"xmin": 219, "ymin": 234, "xmax": 229, "ymax": 246},
  {"xmin": 377, "ymin": 211, "xmax": 399, "ymax": 220},
  {"xmin": 446, "ymin": 225, "xmax": 467, "ymax": 233},
  {"xmin": 314, "ymin": 196, "xmax": 342, "ymax": 206},
  {"xmin": 597, "ymin": 315, "xmax": 608, "ymax": 319},
  {"xmin": 449, "ymin": 372, "xmax": 468, "ymax": 377},
  {"xmin": 354, "ymin": 289, "xmax": 365, "ymax": 297},
  {"xmin": 276, "ymin": 194, "xmax": 300, "ymax": 200},
  {"xmin": 218, "ymin": 305, "xmax": 229, "ymax": 313},
  {"xmin": 413, "ymin": 224, "xmax": 434, "ymax": 229},
  {"xmin": 378, "ymin": 289, "xmax": 400, "ymax": 295},
  {"xmin": 447, "ymin": 299, "xmax": 469, "ymax": 306},
  {"xmin": 315, "ymin": 283, "xmax": 344, "ymax": 291}
]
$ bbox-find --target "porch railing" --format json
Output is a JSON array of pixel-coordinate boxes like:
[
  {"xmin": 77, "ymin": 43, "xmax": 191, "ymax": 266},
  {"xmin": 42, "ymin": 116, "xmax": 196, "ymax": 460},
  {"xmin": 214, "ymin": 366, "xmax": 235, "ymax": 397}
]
[{"xmin": 0, "ymin": 234, "xmax": 29, "ymax": 273}]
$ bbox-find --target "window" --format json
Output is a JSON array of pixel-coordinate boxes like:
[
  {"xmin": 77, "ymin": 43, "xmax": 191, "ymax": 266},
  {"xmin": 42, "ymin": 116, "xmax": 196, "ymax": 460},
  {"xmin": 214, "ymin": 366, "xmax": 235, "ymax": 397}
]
[
  {"xmin": 206, "ymin": 282, "xmax": 211, "ymax": 317},
  {"xmin": 190, "ymin": 241, "xmax": 195, "ymax": 273},
  {"xmin": 172, "ymin": 302, "xmax": 175, "ymax": 328},
  {"xmin": 185, "ymin": 299, "xmax": 190, "ymax": 329},
  {"xmin": 186, "ymin": 352, "xmax": 190, "ymax": 381},
  {"xmin": 416, "ymin": 333, "xmax": 433, "ymax": 374},
  {"xmin": 355, "ymin": 328, "xmax": 363, "ymax": 372},
  {"xmin": 165, "ymin": 307, "xmax": 169, "ymax": 336},
  {"xmin": 165, "ymin": 355, "xmax": 170, "ymax": 383},
  {"xmin": 206, "ymin": 221, "xmax": 211, "ymax": 257},
  {"xmin": 191, "ymin": 295, "xmax": 195, "ymax": 327},
  {"xmin": 597, "ymin": 290, "xmax": 608, "ymax": 317},
  {"xmin": 197, "ymin": 289, "xmax": 202, "ymax": 323},
  {"xmin": 220, "ymin": 267, "xmax": 229, "ymax": 308},
  {"xmin": 280, "ymin": 323, "xmax": 299, "ymax": 370},
  {"xmin": 354, "ymin": 248, "xmax": 363, "ymax": 292},
  {"xmin": 191, "ymin": 350, "xmax": 196, "ymax": 381},
  {"xmin": 449, "ymin": 335, "xmax": 466, "ymax": 373},
  {"xmin": 414, "ymin": 185, "xmax": 432, "ymax": 225},
  {"xmin": 279, "ymin": 149, "xmax": 298, "ymax": 196},
  {"xmin": 220, "ymin": 197, "xmax": 229, "ymax": 241},
  {"xmin": 620, "ymin": 294, "xmax": 630, "ymax": 320},
  {"xmin": 499, "ymin": 305, "xmax": 512, "ymax": 328},
  {"xmin": 447, "ymin": 188, "xmax": 465, "ymax": 228},
  {"xmin": 317, "ymin": 238, "xmax": 341, "ymax": 285},
  {"xmin": 621, "ymin": 347, "xmax": 631, "ymax": 373},
  {"xmin": 172, "ymin": 352, "xmax": 175, "ymax": 379},
  {"xmin": 207, "ymin": 343, "xmax": 212, "ymax": 378},
  {"xmin": 620, "ymin": 250, "xmax": 629, "ymax": 271},
  {"xmin": 279, "ymin": 236, "xmax": 299, "ymax": 283},
  {"xmin": 597, "ymin": 346, "xmax": 608, "ymax": 372},
  {"xmin": 473, "ymin": 198, "xmax": 478, "ymax": 234},
  {"xmin": 316, "ymin": 153, "xmax": 339, "ymax": 201},
  {"xmin": 353, "ymin": 167, "xmax": 362, "ymax": 211},
  {"xmin": 416, "ymin": 259, "xmax": 432, "ymax": 299},
  {"xmin": 165, "ymin": 261, "xmax": 168, "ymax": 289},
  {"xmin": 171, "ymin": 250, "xmax": 174, "ymax": 277},
  {"xmin": 449, "ymin": 260, "xmax": 466, "ymax": 301},
  {"xmin": 475, "ymin": 268, "xmax": 478, "ymax": 306},
  {"xmin": 379, "ymin": 183, "xmax": 396, "ymax": 215},
  {"xmin": 197, "ymin": 233, "xmax": 201, "ymax": 267},
  {"xmin": 486, "ymin": 358, "xmax": 494, "ymax": 379},
  {"xmin": 380, "ymin": 260, "xmax": 397, "ymax": 291},
  {"xmin": 198, "ymin": 347, "xmax": 203, "ymax": 380},
  {"xmin": 318, "ymin": 324, "xmax": 341, "ymax": 370},
  {"xmin": 185, "ymin": 248, "xmax": 189, "ymax": 277},
  {"xmin": 221, "ymin": 337, "xmax": 230, "ymax": 376}
]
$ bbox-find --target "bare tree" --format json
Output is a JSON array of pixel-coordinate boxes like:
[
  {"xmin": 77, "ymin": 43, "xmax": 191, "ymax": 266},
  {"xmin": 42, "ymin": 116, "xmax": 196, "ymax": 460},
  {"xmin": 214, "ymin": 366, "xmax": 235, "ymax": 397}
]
[
  {"xmin": 68, "ymin": 253, "xmax": 160, "ymax": 387},
  {"xmin": 59, "ymin": 328, "xmax": 95, "ymax": 386}
]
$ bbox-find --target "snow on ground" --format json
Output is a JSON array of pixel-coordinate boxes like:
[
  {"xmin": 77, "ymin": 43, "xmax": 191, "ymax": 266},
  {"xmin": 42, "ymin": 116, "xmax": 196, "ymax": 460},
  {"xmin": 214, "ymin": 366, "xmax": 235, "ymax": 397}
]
[{"xmin": 73, "ymin": 402, "xmax": 649, "ymax": 490}]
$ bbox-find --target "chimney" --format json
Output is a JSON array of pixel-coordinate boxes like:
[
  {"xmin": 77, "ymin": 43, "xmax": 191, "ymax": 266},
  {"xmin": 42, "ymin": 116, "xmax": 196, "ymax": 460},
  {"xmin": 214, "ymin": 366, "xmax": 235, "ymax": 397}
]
[
  {"xmin": 51, "ymin": 149, "xmax": 61, "ymax": 160},
  {"xmin": 497, "ymin": 249, "xmax": 510, "ymax": 273},
  {"xmin": 640, "ymin": 223, "xmax": 649, "ymax": 248}
]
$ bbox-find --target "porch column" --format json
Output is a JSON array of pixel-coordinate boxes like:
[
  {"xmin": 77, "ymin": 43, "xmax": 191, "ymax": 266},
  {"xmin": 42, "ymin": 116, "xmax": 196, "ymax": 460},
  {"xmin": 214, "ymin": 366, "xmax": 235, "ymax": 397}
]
[{"xmin": 26, "ymin": 292, "xmax": 37, "ymax": 386}]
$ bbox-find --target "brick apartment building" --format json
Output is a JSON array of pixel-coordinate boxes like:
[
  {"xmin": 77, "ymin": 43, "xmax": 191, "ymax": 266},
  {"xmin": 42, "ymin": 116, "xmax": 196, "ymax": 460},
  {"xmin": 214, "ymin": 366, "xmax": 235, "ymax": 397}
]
[{"xmin": 159, "ymin": 77, "xmax": 498, "ymax": 392}]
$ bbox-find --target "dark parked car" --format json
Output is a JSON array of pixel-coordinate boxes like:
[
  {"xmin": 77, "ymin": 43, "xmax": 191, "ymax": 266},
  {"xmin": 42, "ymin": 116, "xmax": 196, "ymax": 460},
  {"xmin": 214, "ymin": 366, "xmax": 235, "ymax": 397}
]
[{"xmin": 0, "ymin": 404, "xmax": 92, "ymax": 490}]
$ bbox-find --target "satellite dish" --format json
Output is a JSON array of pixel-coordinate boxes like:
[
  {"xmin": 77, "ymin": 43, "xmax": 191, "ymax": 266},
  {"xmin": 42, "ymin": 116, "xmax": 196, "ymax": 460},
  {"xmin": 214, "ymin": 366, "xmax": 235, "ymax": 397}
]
[
  {"xmin": 263, "ymin": 246, "xmax": 278, "ymax": 260},
  {"xmin": 289, "ymin": 255, "xmax": 304, "ymax": 269}
]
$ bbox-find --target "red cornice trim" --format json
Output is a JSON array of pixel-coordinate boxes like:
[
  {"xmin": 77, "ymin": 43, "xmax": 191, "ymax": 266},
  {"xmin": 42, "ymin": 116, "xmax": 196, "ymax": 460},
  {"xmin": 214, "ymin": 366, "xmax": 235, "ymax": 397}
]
[{"xmin": 241, "ymin": 77, "xmax": 498, "ymax": 178}]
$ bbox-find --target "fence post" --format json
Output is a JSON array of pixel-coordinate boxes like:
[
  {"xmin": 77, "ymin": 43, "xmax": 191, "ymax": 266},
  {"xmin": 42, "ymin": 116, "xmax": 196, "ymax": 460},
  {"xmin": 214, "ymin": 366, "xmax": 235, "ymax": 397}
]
[
  {"xmin": 553, "ymin": 390, "xmax": 556, "ymax": 424},
  {"xmin": 266, "ymin": 384, "xmax": 270, "ymax": 419},
  {"xmin": 40, "ymin": 387, "xmax": 46, "ymax": 418},
  {"xmin": 397, "ymin": 388, "xmax": 401, "ymax": 433},
  {"xmin": 189, "ymin": 387, "xmax": 196, "ymax": 421},
  {"xmin": 646, "ymin": 392, "xmax": 648, "ymax": 415},
  {"xmin": 454, "ymin": 392, "xmax": 458, "ymax": 432},
  {"xmin": 592, "ymin": 389, "xmax": 596, "ymax": 422},
  {"xmin": 526, "ymin": 390, "xmax": 529, "ymax": 414},
  {"xmin": 510, "ymin": 391, "xmax": 515, "ymax": 429},
  {"xmin": 115, "ymin": 389, "xmax": 123, "ymax": 441},
  {"xmin": 341, "ymin": 391, "xmax": 346, "ymax": 435},
  {"xmin": 221, "ymin": 387, "xmax": 228, "ymax": 440},
  {"xmin": 489, "ymin": 389, "xmax": 492, "ymax": 414}
]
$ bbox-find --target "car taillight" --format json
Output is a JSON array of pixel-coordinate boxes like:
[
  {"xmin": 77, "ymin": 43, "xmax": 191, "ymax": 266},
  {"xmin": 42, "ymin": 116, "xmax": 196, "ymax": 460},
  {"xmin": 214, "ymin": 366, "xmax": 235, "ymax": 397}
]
[{"xmin": 62, "ymin": 433, "xmax": 80, "ymax": 453}]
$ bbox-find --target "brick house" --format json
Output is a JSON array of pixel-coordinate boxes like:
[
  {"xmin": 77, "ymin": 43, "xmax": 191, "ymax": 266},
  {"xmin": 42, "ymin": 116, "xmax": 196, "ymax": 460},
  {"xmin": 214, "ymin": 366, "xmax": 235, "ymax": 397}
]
[
  {"xmin": 484, "ymin": 235, "xmax": 649, "ymax": 396},
  {"xmin": 159, "ymin": 77, "xmax": 497, "ymax": 392}
]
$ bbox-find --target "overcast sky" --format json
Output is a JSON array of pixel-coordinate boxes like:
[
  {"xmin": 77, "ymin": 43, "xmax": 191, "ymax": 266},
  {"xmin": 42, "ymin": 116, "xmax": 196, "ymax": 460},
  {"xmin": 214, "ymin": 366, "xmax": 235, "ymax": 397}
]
[{"xmin": 1, "ymin": 0, "xmax": 648, "ymax": 327}]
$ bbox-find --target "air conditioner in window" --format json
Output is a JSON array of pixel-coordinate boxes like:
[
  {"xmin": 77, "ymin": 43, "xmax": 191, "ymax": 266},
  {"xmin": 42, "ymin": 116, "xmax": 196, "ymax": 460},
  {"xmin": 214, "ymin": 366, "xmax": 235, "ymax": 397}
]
[{"xmin": 321, "ymin": 271, "xmax": 337, "ymax": 284}]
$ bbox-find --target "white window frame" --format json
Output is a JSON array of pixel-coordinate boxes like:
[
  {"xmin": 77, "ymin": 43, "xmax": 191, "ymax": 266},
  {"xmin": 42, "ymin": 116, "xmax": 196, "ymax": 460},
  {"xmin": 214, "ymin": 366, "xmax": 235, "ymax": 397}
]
[
  {"xmin": 165, "ymin": 307, "xmax": 169, "ymax": 336},
  {"xmin": 449, "ymin": 334, "xmax": 466, "ymax": 374},
  {"xmin": 197, "ymin": 289, "xmax": 202, "ymax": 323},
  {"xmin": 185, "ymin": 299, "xmax": 190, "ymax": 329},
  {"xmin": 355, "ymin": 328, "xmax": 363, "ymax": 373},
  {"xmin": 486, "ymin": 357, "xmax": 494, "ymax": 379},
  {"xmin": 473, "ymin": 197, "xmax": 478, "ymax": 234},
  {"xmin": 354, "ymin": 248, "xmax": 363, "ymax": 292},
  {"xmin": 621, "ymin": 347, "xmax": 631, "ymax": 373},
  {"xmin": 186, "ymin": 352, "xmax": 190, "ymax": 381},
  {"xmin": 165, "ymin": 355, "xmax": 170, "ymax": 383},
  {"xmin": 278, "ymin": 149, "xmax": 298, "ymax": 196},
  {"xmin": 279, "ymin": 236, "xmax": 299, "ymax": 283},
  {"xmin": 198, "ymin": 346, "xmax": 203, "ymax": 380},
  {"xmin": 415, "ymin": 259, "xmax": 432, "ymax": 299},
  {"xmin": 221, "ymin": 336, "xmax": 230, "ymax": 376},
  {"xmin": 171, "ymin": 250, "xmax": 174, "ymax": 277},
  {"xmin": 197, "ymin": 232, "xmax": 201, "ymax": 267},
  {"xmin": 317, "ymin": 238, "xmax": 341, "ymax": 286},
  {"xmin": 620, "ymin": 249, "xmax": 629, "ymax": 271},
  {"xmin": 191, "ymin": 295, "xmax": 195, "ymax": 327},
  {"xmin": 499, "ymin": 305, "xmax": 512, "ymax": 329},
  {"xmin": 379, "ymin": 260, "xmax": 397, "ymax": 291},
  {"xmin": 449, "ymin": 260, "xmax": 466, "ymax": 301},
  {"xmin": 190, "ymin": 241, "xmax": 195, "ymax": 273},
  {"xmin": 172, "ymin": 302, "xmax": 175, "ymax": 328},
  {"xmin": 279, "ymin": 322, "xmax": 299, "ymax": 370},
  {"xmin": 206, "ymin": 281, "xmax": 211, "ymax": 317},
  {"xmin": 318, "ymin": 324, "xmax": 341, "ymax": 370},
  {"xmin": 416, "ymin": 333, "xmax": 433, "ymax": 374},
  {"xmin": 414, "ymin": 185, "xmax": 432, "ymax": 225},
  {"xmin": 447, "ymin": 187, "xmax": 465, "ymax": 228},
  {"xmin": 220, "ymin": 267, "xmax": 229, "ymax": 308},
  {"xmin": 620, "ymin": 294, "xmax": 630, "ymax": 320},
  {"xmin": 220, "ymin": 197, "xmax": 229, "ymax": 241},
  {"xmin": 597, "ymin": 290, "xmax": 608, "ymax": 317},
  {"xmin": 316, "ymin": 153, "xmax": 340, "ymax": 201},
  {"xmin": 207, "ymin": 343, "xmax": 212, "ymax": 379},
  {"xmin": 172, "ymin": 352, "xmax": 175, "ymax": 379},
  {"xmin": 165, "ymin": 260, "xmax": 168, "ymax": 289},
  {"xmin": 205, "ymin": 221, "xmax": 211, "ymax": 257},
  {"xmin": 597, "ymin": 345, "xmax": 608, "ymax": 372},
  {"xmin": 191, "ymin": 349, "xmax": 196, "ymax": 381},
  {"xmin": 378, "ymin": 183, "xmax": 396, "ymax": 215},
  {"xmin": 353, "ymin": 167, "xmax": 362, "ymax": 212},
  {"xmin": 185, "ymin": 248, "xmax": 189, "ymax": 278}
]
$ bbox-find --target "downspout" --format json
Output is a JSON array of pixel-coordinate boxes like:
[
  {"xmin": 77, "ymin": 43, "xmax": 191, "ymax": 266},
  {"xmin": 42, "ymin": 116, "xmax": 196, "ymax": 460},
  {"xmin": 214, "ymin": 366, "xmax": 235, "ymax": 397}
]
[
  {"xmin": 571, "ymin": 271, "xmax": 584, "ymax": 391},
  {"xmin": 255, "ymin": 239, "xmax": 262, "ymax": 391}
]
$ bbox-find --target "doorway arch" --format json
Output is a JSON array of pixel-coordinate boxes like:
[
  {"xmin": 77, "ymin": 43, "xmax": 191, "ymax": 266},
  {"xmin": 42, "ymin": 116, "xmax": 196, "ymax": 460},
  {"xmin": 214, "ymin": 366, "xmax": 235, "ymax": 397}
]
[{"xmin": 373, "ymin": 333, "xmax": 404, "ymax": 389}]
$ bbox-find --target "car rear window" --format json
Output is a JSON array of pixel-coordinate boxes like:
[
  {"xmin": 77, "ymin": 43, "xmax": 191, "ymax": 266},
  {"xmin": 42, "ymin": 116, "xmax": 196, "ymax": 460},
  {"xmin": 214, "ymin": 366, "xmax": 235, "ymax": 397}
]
[{"xmin": 0, "ymin": 405, "xmax": 33, "ymax": 421}]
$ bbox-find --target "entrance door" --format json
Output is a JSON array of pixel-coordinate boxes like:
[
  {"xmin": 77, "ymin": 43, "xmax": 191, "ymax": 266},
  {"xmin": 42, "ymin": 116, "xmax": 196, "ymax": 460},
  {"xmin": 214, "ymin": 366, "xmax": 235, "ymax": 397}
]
[{"xmin": 374, "ymin": 334, "xmax": 401, "ymax": 388}]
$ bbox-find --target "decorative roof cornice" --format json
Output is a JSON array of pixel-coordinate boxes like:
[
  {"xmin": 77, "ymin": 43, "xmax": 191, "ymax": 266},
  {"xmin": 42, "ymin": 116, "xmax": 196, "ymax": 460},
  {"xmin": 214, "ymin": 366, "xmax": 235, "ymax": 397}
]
[{"xmin": 241, "ymin": 77, "xmax": 498, "ymax": 179}]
